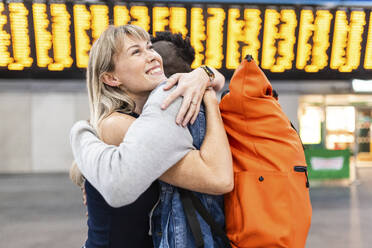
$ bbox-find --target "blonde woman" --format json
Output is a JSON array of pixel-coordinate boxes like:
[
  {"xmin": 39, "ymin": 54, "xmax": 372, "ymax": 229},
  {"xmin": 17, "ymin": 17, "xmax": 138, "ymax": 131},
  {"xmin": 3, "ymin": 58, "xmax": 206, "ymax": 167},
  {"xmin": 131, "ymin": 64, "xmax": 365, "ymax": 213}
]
[{"xmin": 70, "ymin": 25, "xmax": 232, "ymax": 248}]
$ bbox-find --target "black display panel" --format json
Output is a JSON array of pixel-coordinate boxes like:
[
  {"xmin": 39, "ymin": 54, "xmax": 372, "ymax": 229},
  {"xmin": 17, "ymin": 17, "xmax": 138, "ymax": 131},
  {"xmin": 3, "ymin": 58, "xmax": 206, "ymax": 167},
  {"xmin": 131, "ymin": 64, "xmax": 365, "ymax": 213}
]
[{"xmin": 0, "ymin": 0, "xmax": 371, "ymax": 79}]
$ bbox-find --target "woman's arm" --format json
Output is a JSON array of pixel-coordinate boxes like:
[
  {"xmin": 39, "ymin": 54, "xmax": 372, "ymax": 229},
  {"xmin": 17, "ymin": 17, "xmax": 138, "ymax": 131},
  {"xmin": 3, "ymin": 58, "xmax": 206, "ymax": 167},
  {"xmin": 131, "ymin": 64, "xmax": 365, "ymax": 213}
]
[
  {"xmin": 70, "ymin": 82, "xmax": 230, "ymax": 207},
  {"xmin": 100, "ymin": 90, "xmax": 233, "ymax": 195},
  {"xmin": 159, "ymin": 89, "xmax": 233, "ymax": 195},
  {"xmin": 70, "ymin": 84, "xmax": 194, "ymax": 207}
]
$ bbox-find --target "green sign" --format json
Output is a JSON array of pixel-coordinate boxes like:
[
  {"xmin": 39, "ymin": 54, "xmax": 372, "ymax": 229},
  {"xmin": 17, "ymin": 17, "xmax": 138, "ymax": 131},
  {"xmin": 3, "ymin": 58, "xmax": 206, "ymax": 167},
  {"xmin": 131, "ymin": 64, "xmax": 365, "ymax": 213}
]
[{"xmin": 305, "ymin": 149, "xmax": 350, "ymax": 179}]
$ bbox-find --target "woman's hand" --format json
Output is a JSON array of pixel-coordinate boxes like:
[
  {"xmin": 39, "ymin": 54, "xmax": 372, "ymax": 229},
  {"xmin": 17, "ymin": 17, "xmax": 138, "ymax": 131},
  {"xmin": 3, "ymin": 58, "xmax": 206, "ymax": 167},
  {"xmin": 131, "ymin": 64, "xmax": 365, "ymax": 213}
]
[
  {"xmin": 161, "ymin": 67, "xmax": 225, "ymax": 127},
  {"xmin": 161, "ymin": 68, "xmax": 209, "ymax": 127}
]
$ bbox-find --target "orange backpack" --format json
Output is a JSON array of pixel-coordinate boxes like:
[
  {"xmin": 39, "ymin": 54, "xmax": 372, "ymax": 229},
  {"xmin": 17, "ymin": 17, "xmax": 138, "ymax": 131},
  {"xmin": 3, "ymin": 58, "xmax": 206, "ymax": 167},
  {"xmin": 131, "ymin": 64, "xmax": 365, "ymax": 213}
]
[{"xmin": 219, "ymin": 56, "xmax": 312, "ymax": 248}]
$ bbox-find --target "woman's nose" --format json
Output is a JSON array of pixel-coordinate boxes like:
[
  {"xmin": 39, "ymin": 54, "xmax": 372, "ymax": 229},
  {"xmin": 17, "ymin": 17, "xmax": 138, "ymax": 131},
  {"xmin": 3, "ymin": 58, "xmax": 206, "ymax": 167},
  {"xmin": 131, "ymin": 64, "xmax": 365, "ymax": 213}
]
[{"xmin": 145, "ymin": 50, "xmax": 156, "ymax": 62}]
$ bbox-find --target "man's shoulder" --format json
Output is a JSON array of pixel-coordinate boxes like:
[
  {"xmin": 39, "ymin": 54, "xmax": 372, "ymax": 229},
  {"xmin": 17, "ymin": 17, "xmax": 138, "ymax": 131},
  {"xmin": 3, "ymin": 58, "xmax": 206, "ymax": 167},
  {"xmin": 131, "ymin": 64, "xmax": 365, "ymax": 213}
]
[
  {"xmin": 148, "ymin": 82, "xmax": 174, "ymax": 101},
  {"xmin": 145, "ymin": 82, "xmax": 179, "ymax": 109}
]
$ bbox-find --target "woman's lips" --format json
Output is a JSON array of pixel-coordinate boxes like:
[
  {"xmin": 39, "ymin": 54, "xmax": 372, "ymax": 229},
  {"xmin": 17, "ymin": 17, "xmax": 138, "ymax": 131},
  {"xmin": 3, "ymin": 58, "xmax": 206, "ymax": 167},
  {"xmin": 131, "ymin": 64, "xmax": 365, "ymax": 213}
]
[{"xmin": 146, "ymin": 65, "xmax": 162, "ymax": 75}]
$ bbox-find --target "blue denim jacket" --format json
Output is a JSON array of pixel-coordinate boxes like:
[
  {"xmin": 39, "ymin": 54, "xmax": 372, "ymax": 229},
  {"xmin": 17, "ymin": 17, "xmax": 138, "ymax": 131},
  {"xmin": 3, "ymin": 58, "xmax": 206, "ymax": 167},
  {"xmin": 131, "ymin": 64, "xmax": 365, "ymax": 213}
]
[{"xmin": 152, "ymin": 105, "xmax": 226, "ymax": 248}]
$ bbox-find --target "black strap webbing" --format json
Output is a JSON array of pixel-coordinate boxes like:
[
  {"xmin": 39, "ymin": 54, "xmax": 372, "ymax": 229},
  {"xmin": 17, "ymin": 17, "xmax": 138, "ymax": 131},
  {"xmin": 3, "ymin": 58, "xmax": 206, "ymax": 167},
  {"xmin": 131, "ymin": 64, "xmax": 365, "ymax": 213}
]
[
  {"xmin": 188, "ymin": 192, "xmax": 232, "ymax": 248},
  {"xmin": 179, "ymin": 189, "xmax": 232, "ymax": 248},
  {"xmin": 179, "ymin": 188, "xmax": 204, "ymax": 248}
]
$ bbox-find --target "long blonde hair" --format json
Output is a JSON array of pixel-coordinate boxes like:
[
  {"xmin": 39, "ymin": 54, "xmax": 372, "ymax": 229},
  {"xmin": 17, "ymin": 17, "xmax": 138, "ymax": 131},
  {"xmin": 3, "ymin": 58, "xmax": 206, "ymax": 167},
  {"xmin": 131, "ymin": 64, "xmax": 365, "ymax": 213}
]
[{"xmin": 87, "ymin": 24, "xmax": 150, "ymax": 131}]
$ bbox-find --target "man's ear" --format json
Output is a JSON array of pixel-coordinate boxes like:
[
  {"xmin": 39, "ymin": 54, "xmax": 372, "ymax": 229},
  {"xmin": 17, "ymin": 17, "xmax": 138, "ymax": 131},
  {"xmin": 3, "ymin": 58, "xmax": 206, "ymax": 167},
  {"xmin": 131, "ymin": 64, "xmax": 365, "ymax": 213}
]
[{"xmin": 101, "ymin": 72, "xmax": 121, "ymax": 87}]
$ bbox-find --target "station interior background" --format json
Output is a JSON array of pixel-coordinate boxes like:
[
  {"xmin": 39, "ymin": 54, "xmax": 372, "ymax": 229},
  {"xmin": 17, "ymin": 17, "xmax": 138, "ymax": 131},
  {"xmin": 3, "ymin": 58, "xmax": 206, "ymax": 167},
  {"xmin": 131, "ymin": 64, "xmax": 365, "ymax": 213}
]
[{"xmin": 1, "ymin": 0, "xmax": 372, "ymax": 247}]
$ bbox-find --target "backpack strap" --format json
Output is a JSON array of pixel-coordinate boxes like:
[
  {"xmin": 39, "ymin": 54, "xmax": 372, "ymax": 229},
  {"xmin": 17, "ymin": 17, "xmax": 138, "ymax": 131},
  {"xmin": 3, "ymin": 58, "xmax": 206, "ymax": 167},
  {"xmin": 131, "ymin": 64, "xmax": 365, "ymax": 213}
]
[
  {"xmin": 179, "ymin": 189, "xmax": 232, "ymax": 248},
  {"xmin": 179, "ymin": 188, "xmax": 204, "ymax": 248}
]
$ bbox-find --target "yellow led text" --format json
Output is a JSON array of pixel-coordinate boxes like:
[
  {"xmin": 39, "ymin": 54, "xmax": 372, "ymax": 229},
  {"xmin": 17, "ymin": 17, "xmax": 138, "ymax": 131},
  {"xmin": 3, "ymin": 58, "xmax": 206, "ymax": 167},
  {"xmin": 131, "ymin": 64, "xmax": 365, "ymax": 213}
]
[
  {"xmin": 0, "ymin": 3, "xmax": 12, "ymax": 67},
  {"xmin": 50, "ymin": 3, "xmax": 73, "ymax": 70},
  {"xmin": 190, "ymin": 7, "xmax": 206, "ymax": 68},
  {"xmin": 205, "ymin": 8, "xmax": 225, "ymax": 68},
  {"xmin": 8, "ymin": 2, "xmax": 33, "ymax": 70}
]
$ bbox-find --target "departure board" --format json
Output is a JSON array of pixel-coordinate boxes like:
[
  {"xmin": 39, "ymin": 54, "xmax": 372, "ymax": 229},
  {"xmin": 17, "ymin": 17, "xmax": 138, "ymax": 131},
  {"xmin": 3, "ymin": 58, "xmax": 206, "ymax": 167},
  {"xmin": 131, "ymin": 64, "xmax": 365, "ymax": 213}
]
[{"xmin": 0, "ymin": 0, "xmax": 371, "ymax": 79}]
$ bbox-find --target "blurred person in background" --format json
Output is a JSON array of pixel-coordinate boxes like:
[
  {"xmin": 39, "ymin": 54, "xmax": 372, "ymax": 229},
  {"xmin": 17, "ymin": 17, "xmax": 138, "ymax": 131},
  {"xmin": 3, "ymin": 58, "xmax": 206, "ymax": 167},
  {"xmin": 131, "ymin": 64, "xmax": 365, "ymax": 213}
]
[{"xmin": 70, "ymin": 25, "xmax": 232, "ymax": 248}]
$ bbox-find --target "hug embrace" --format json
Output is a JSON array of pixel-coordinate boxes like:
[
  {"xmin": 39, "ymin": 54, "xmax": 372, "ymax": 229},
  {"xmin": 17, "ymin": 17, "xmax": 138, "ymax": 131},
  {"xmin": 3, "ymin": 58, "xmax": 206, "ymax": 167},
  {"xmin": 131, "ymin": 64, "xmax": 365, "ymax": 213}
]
[{"xmin": 70, "ymin": 24, "xmax": 312, "ymax": 248}]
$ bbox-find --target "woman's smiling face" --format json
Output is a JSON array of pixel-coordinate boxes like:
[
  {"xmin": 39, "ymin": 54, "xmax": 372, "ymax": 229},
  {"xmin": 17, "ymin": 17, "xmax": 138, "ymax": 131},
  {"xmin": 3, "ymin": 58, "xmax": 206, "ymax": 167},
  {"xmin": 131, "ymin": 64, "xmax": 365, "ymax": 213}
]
[{"xmin": 112, "ymin": 36, "xmax": 167, "ymax": 97}]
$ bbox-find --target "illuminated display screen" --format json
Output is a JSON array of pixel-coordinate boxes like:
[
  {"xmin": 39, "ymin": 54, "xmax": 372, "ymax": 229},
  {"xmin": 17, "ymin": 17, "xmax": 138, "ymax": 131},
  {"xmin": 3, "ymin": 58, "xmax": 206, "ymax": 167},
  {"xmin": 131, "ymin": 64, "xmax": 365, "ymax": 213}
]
[{"xmin": 0, "ymin": 0, "xmax": 371, "ymax": 80}]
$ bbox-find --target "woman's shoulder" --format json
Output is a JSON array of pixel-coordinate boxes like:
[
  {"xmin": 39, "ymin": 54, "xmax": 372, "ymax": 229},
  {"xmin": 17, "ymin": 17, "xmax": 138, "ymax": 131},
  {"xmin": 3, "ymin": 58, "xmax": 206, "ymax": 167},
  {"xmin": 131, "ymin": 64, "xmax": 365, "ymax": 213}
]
[{"xmin": 99, "ymin": 112, "xmax": 136, "ymax": 146}]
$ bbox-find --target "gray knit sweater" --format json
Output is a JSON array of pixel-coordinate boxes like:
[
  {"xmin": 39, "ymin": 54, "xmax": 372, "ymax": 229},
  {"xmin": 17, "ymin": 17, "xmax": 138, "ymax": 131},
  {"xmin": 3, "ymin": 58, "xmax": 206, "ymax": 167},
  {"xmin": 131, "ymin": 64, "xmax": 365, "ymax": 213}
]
[{"xmin": 70, "ymin": 84, "xmax": 194, "ymax": 207}]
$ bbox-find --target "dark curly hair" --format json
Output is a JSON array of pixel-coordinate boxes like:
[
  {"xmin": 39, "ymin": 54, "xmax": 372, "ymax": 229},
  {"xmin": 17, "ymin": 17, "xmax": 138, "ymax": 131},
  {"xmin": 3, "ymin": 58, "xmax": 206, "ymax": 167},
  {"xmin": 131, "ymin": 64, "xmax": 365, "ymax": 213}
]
[{"xmin": 151, "ymin": 32, "xmax": 195, "ymax": 66}]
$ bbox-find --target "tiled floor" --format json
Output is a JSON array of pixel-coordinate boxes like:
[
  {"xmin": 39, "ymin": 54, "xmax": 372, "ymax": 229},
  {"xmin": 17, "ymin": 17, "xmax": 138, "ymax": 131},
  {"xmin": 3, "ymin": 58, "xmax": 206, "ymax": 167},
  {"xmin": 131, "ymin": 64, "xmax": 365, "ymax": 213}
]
[{"xmin": 1, "ymin": 168, "xmax": 372, "ymax": 248}]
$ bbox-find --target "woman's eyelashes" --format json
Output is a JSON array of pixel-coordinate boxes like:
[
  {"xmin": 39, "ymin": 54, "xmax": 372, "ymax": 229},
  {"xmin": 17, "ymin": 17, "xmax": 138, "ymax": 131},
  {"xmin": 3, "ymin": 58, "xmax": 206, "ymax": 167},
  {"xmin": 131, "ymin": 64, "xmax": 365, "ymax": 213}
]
[{"xmin": 132, "ymin": 49, "xmax": 140, "ymax": 55}]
